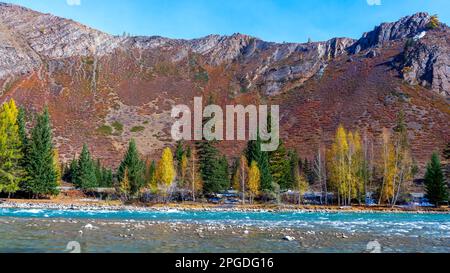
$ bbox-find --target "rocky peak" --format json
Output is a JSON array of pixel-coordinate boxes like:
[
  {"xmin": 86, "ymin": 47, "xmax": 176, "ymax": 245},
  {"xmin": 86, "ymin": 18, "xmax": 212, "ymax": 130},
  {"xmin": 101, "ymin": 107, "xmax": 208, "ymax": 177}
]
[
  {"xmin": 400, "ymin": 26, "xmax": 450, "ymax": 97},
  {"xmin": 349, "ymin": 12, "xmax": 432, "ymax": 54},
  {"xmin": 0, "ymin": 2, "xmax": 122, "ymax": 59},
  {"xmin": 187, "ymin": 33, "xmax": 256, "ymax": 65}
]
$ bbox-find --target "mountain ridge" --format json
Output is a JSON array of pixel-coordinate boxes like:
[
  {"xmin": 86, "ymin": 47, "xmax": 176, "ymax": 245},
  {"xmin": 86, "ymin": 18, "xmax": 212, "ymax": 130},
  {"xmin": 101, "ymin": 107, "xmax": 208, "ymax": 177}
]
[{"xmin": 0, "ymin": 3, "xmax": 448, "ymax": 170}]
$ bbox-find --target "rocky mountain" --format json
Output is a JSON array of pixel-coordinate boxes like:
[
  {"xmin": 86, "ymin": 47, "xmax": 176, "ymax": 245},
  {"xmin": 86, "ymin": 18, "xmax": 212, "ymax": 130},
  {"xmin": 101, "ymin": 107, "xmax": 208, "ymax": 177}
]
[{"xmin": 0, "ymin": 3, "xmax": 448, "ymax": 168}]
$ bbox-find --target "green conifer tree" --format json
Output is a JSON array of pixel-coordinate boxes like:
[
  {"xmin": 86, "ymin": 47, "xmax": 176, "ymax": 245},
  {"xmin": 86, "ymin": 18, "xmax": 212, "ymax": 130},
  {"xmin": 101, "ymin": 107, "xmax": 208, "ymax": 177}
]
[
  {"xmin": 269, "ymin": 141, "xmax": 289, "ymax": 190},
  {"xmin": 425, "ymin": 153, "xmax": 448, "ymax": 206},
  {"xmin": 286, "ymin": 150, "xmax": 300, "ymax": 190},
  {"xmin": 23, "ymin": 108, "xmax": 59, "ymax": 197},
  {"xmin": 73, "ymin": 144, "xmax": 98, "ymax": 190},
  {"xmin": 245, "ymin": 136, "xmax": 273, "ymax": 192},
  {"xmin": 117, "ymin": 139, "xmax": 145, "ymax": 196}
]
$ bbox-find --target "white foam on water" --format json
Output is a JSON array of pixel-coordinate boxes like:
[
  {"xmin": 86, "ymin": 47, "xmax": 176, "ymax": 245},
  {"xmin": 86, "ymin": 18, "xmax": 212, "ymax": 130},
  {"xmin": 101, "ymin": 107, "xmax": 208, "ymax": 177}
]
[{"xmin": 14, "ymin": 209, "xmax": 44, "ymax": 214}]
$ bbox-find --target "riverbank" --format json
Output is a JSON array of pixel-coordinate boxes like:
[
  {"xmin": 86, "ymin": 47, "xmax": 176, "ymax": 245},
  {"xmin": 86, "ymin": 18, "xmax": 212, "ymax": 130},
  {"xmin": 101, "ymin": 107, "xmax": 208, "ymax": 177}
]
[{"xmin": 1, "ymin": 198, "xmax": 449, "ymax": 214}]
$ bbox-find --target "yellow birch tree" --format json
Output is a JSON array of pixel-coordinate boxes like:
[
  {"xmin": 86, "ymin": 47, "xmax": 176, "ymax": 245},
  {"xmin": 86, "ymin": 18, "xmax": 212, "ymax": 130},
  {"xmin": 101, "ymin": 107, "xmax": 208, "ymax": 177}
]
[
  {"xmin": 248, "ymin": 160, "xmax": 260, "ymax": 204},
  {"xmin": 156, "ymin": 147, "xmax": 176, "ymax": 201}
]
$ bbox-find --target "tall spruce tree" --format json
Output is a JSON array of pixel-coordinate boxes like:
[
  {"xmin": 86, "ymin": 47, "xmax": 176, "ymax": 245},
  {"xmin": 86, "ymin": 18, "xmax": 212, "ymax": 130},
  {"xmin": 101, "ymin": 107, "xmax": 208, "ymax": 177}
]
[
  {"xmin": 175, "ymin": 140, "xmax": 185, "ymax": 163},
  {"xmin": 259, "ymin": 152, "xmax": 273, "ymax": 192},
  {"xmin": 74, "ymin": 144, "xmax": 98, "ymax": 190},
  {"xmin": 24, "ymin": 108, "xmax": 58, "ymax": 197},
  {"xmin": 196, "ymin": 139, "xmax": 229, "ymax": 193},
  {"xmin": 17, "ymin": 107, "xmax": 28, "ymax": 149},
  {"xmin": 216, "ymin": 155, "xmax": 230, "ymax": 189},
  {"xmin": 286, "ymin": 150, "xmax": 300, "ymax": 190},
  {"xmin": 424, "ymin": 153, "xmax": 448, "ymax": 206},
  {"xmin": 246, "ymin": 138, "xmax": 262, "ymax": 167},
  {"xmin": 64, "ymin": 157, "xmax": 78, "ymax": 183},
  {"xmin": 117, "ymin": 139, "xmax": 145, "ymax": 196},
  {"xmin": 147, "ymin": 160, "xmax": 157, "ymax": 188},
  {"xmin": 245, "ymin": 136, "xmax": 273, "ymax": 192},
  {"xmin": 269, "ymin": 141, "xmax": 289, "ymax": 190},
  {"xmin": 303, "ymin": 158, "xmax": 315, "ymax": 184}
]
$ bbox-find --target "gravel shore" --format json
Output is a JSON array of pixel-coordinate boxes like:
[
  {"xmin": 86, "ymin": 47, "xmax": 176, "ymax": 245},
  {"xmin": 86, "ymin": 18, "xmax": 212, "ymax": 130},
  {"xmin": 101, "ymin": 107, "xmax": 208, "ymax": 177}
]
[{"xmin": 1, "ymin": 200, "xmax": 449, "ymax": 214}]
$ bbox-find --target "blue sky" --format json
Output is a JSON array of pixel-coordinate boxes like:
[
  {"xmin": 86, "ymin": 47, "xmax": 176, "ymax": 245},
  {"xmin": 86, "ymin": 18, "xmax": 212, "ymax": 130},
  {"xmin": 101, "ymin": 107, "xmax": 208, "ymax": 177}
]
[{"xmin": 3, "ymin": 0, "xmax": 450, "ymax": 43}]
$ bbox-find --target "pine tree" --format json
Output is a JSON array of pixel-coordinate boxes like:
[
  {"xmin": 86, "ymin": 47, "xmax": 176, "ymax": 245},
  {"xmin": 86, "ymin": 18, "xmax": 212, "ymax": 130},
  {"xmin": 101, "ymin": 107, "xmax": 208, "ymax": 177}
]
[
  {"xmin": 246, "ymin": 138, "xmax": 262, "ymax": 167},
  {"xmin": 248, "ymin": 161, "xmax": 261, "ymax": 204},
  {"xmin": 259, "ymin": 151, "xmax": 273, "ymax": 192},
  {"xmin": 269, "ymin": 141, "xmax": 289, "ymax": 190},
  {"xmin": 218, "ymin": 155, "xmax": 230, "ymax": 188},
  {"xmin": 179, "ymin": 153, "xmax": 188, "ymax": 188},
  {"xmin": 94, "ymin": 159, "xmax": 103, "ymax": 187},
  {"xmin": 196, "ymin": 140, "xmax": 229, "ymax": 194},
  {"xmin": 303, "ymin": 158, "xmax": 316, "ymax": 184},
  {"xmin": 103, "ymin": 168, "xmax": 113, "ymax": 187},
  {"xmin": 23, "ymin": 108, "xmax": 59, "ymax": 197},
  {"xmin": 286, "ymin": 150, "xmax": 299, "ymax": 190},
  {"xmin": 424, "ymin": 153, "xmax": 448, "ymax": 206},
  {"xmin": 53, "ymin": 149, "xmax": 61, "ymax": 186},
  {"xmin": 147, "ymin": 160, "xmax": 157, "ymax": 189},
  {"xmin": 74, "ymin": 144, "xmax": 97, "ymax": 190},
  {"xmin": 117, "ymin": 139, "xmax": 145, "ymax": 196},
  {"xmin": 245, "ymin": 137, "xmax": 273, "ymax": 192},
  {"xmin": 64, "ymin": 157, "xmax": 78, "ymax": 183},
  {"xmin": 0, "ymin": 99, "xmax": 26, "ymax": 197},
  {"xmin": 175, "ymin": 140, "xmax": 184, "ymax": 162},
  {"xmin": 91, "ymin": 159, "xmax": 113, "ymax": 188},
  {"xmin": 231, "ymin": 157, "xmax": 241, "ymax": 191},
  {"xmin": 16, "ymin": 107, "xmax": 29, "ymax": 186}
]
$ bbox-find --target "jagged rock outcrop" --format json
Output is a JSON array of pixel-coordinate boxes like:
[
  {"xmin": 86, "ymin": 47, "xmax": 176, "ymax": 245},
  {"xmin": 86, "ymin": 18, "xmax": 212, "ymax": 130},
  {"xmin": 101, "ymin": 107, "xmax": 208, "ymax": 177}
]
[
  {"xmin": 349, "ymin": 12, "xmax": 432, "ymax": 54},
  {"xmin": 401, "ymin": 27, "xmax": 450, "ymax": 97}
]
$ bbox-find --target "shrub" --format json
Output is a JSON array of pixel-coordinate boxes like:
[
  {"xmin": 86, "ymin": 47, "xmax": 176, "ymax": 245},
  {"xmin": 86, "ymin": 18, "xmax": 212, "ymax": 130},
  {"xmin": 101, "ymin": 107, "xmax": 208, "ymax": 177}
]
[
  {"xmin": 111, "ymin": 121, "xmax": 124, "ymax": 132},
  {"xmin": 131, "ymin": 126, "xmax": 145, "ymax": 133},
  {"xmin": 427, "ymin": 15, "xmax": 440, "ymax": 29},
  {"xmin": 96, "ymin": 125, "xmax": 113, "ymax": 135}
]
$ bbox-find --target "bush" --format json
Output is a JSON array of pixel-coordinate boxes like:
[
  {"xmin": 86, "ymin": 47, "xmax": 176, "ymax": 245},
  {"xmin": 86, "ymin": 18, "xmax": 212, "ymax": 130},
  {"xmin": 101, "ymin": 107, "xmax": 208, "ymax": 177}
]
[
  {"xmin": 427, "ymin": 15, "xmax": 440, "ymax": 29},
  {"xmin": 96, "ymin": 125, "xmax": 113, "ymax": 135},
  {"xmin": 131, "ymin": 126, "xmax": 145, "ymax": 133},
  {"xmin": 111, "ymin": 121, "xmax": 123, "ymax": 132}
]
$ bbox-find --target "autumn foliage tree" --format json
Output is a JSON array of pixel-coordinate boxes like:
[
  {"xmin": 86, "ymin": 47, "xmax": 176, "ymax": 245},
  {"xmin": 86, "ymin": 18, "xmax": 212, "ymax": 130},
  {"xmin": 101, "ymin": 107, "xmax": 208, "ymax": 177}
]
[
  {"xmin": 0, "ymin": 99, "xmax": 26, "ymax": 197},
  {"xmin": 186, "ymin": 146, "xmax": 202, "ymax": 201},
  {"xmin": 328, "ymin": 125, "xmax": 365, "ymax": 206},
  {"xmin": 296, "ymin": 173, "xmax": 309, "ymax": 205},
  {"xmin": 156, "ymin": 147, "xmax": 176, "ymax": 201},
  {"xmin": 233, "ymin": 155, "xmax": 249, "ymax": 204},
  {"xmin": 378, "ymin": 112, "xmax": 414, "ymax": 206},
  {"xmin": 248, "ymin": 161, "xmax": 260, "ymax": 204},
  {"xmin": 427, "ymin": 14, "xmax": 440, "ymax": 29},
  {"xmin": 119, "ymin": 168, "xmax": 131, "ymax": 201}
]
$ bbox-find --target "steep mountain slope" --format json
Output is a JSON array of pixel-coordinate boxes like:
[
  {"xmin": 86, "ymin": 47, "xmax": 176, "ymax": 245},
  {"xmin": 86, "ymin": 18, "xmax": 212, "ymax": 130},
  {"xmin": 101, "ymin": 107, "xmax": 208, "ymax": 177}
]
[{"xmin": 0, "ymin": 3, "xmax": 448, "ymax": 168}]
